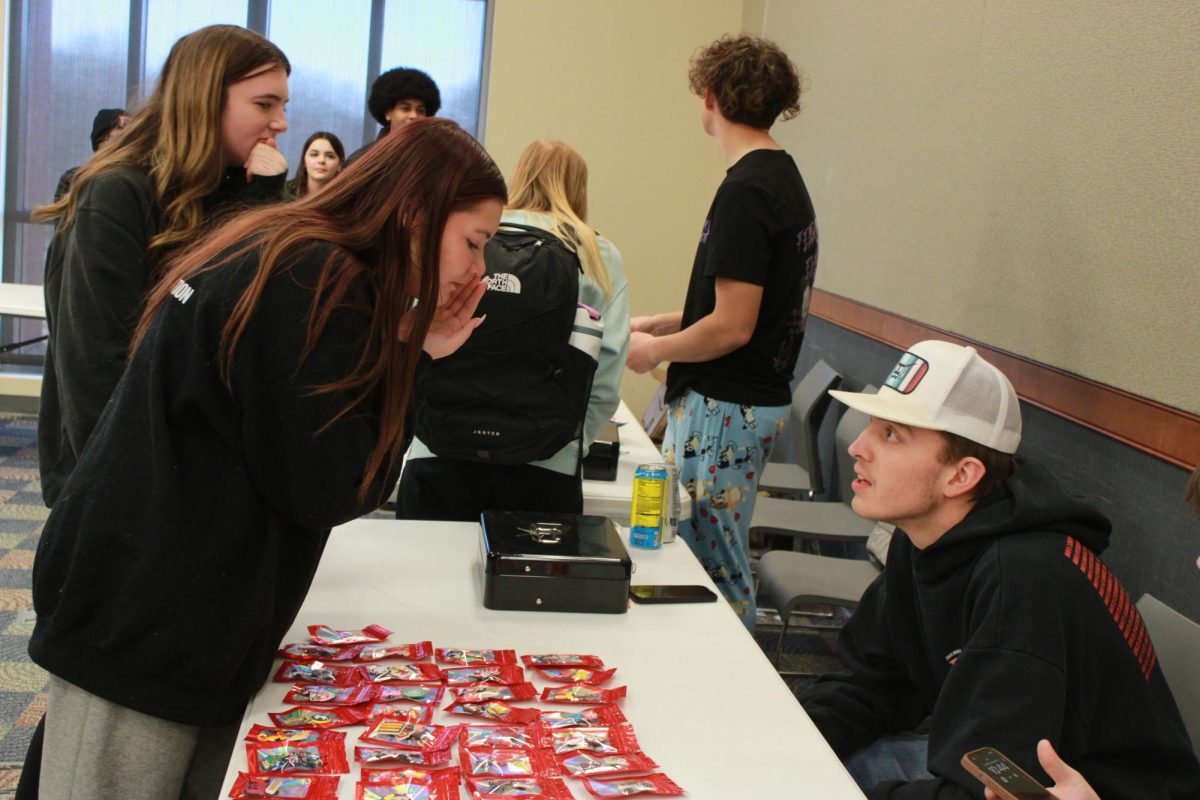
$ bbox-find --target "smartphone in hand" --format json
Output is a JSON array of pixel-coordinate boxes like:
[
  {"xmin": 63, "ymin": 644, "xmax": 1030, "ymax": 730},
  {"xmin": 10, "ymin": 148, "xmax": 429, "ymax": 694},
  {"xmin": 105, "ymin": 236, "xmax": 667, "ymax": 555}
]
[
  {"xmin": 961, "ymin": 747, "xmax": 1055, "ymax": 800},
  {"xmin": 629, "ymin": 584, "xmax": 718, "ymax": 604}
]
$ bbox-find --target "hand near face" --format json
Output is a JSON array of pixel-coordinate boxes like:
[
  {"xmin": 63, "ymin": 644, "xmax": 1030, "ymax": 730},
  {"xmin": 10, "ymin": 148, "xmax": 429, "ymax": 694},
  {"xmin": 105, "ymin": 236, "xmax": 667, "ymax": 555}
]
[
  {"xmin": 626, "ymin": 331, "xmax": 659, "ymax": 374},
  {"xmin": 398, "ymin": 277, "xmax": 488, "ymax": 360},
  {"xmin": 245, "ymin": 137, "xmax": 288, "ymax": 182}
]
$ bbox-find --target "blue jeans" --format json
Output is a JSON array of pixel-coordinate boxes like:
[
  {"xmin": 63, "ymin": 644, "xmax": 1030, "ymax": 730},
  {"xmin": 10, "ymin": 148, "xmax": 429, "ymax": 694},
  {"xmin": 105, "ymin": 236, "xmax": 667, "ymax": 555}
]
[{"xmin": 844, "ymin": 733, "xmax": 934, "ymax": 791}]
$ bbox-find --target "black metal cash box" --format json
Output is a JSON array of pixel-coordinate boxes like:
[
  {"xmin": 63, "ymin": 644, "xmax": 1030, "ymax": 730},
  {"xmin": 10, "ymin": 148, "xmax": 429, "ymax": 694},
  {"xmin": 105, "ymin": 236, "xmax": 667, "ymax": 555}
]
[{"xmin": 479, "ymin": 511, "xmax": 631, "ymax": 614}]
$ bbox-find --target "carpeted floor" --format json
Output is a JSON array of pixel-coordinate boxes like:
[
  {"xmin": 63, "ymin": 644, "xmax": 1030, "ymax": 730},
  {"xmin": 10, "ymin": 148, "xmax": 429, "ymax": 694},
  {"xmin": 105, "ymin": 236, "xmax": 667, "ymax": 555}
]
[
  {"xmin": 0, "ymin": 414, "xmax": 49, "ymax": 797},
  {"xmin": 0, "ymin": 411, "xmax": 845, "ymax": 795}
]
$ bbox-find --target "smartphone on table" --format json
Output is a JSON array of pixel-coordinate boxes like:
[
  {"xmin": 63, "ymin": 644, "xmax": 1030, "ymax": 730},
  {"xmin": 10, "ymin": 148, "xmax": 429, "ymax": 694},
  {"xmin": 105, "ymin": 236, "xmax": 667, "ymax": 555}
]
[
  {"xmin": 628, "ymin": 584, "xmax": 718, "ymax": 604},
  {"xmin": 961, "ymin": 747, "xmax": 1055, "ymax": 800}
]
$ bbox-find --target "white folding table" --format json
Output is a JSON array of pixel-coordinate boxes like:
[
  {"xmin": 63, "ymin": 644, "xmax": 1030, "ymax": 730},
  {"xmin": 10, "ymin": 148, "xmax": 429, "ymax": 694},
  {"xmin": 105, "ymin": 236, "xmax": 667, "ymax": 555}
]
[{"xmin": 218, "ymin": 517, "xmax": 864, "ymax": 799}]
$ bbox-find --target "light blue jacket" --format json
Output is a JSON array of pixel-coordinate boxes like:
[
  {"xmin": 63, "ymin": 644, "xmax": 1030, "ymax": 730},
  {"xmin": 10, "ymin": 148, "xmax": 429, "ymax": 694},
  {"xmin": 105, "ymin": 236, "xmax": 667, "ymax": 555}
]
[{"xmin": 408, "ymin": 209, "xmax": 631, "ymax": 476}]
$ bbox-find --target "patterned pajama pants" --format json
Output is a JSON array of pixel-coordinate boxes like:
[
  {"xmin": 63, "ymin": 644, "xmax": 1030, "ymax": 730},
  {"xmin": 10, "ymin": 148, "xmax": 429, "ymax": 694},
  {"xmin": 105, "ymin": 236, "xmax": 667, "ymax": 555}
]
[{"xmin": 662, "ymin": 390, "xmax": 787, "ymax": 629}]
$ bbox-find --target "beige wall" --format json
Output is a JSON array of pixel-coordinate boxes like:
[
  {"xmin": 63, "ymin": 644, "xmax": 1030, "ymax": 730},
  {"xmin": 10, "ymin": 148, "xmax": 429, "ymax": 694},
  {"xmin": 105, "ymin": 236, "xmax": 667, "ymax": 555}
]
[
  {"xmin": 753, "ymin": 1, "xmax": 1200, "ymax": 415},
  {"xmin": 484, "ymin": 0, "xmax": 745, "ymax": 419}
]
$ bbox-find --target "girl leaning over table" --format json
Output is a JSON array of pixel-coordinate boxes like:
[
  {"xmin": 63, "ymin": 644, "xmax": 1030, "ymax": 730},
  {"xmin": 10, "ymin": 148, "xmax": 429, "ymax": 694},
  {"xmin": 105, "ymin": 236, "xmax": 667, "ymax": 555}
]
[{"xmin": 27, "ymin": 119, "xmax": 506, "ymax": 799}]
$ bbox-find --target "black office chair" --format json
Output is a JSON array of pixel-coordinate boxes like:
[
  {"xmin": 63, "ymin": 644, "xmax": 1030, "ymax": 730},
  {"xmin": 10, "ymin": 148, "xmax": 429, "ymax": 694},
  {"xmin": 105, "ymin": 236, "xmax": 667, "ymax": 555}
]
[{"xmin": 758, "ymin": 360, "xmax": 842, "ymax": 500}]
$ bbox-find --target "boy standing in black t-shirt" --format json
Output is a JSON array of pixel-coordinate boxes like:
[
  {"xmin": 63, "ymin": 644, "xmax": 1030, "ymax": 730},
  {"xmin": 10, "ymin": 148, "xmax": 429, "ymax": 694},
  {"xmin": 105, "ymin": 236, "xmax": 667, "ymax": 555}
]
[{"xmin": 628, "ymin": 36, "xmax": 817, "ymax": 628}]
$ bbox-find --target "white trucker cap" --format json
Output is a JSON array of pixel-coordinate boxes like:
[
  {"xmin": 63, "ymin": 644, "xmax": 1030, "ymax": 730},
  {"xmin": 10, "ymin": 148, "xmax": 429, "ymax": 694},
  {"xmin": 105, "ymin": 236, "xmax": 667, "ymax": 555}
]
[{"xmin": 829, "ymin": 340, "xmax": 1022, "ymax": 454}]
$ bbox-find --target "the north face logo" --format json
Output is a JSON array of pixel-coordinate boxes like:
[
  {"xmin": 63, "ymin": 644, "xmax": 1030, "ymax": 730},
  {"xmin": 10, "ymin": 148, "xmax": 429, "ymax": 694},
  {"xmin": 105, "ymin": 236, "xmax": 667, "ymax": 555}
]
[{"xmin": 487, "ymin": 273, "xmax": 520, "ymax": 293}]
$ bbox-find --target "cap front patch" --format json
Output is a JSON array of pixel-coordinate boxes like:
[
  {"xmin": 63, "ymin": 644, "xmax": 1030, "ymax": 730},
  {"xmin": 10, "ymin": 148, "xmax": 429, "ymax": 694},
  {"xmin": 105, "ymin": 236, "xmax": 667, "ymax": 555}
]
[{"xmin": 885, "ymin": 352, "xmax": 928, "ymax": 394}]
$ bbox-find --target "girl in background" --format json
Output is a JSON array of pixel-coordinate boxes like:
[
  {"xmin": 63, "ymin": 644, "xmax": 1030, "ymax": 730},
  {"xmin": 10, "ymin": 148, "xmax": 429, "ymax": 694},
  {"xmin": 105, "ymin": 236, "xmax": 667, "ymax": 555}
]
[
  {"xmin": 289, "ymin": 130, "xmax": 345, "ymax": 197},
  {"xmin": 29, "ymin": 118, "xmax": 503, "ymax": 798},
  {"xmin": 397, "ymin": 139, "xmax": 630, "ymax": 519}
]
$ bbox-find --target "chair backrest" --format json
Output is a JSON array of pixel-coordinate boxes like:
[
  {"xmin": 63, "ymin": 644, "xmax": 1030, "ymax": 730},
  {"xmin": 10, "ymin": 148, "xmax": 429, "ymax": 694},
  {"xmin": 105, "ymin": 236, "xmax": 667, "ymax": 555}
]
[
  {"xmin": 832, "ymin": 386, "xmax": 876, "ymax": 502},
  {"xmin": 1137, "ymin": 593, "xmax": 1200, "ymax": 756},
  {"xmin": 773, "ymin": 359, "xmax": 841, "ymax": 495}
]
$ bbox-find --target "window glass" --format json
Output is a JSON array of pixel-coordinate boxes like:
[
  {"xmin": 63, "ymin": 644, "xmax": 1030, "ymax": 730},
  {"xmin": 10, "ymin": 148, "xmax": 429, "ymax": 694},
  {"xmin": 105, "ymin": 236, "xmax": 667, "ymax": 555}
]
[
  {"xmin": 268, "ymin": 0, "xmax": 372, "ymax": 176},
  {"xmin": 20, "ymin": 0, "xmax": 129, "ymax": 233},
  {"xmin": 381, "ymin": 0, "xmax": 487, "ymax": 136},
  {"xmin": 143, "ymin": 2, "xmax": 249, "ymax": 95}
]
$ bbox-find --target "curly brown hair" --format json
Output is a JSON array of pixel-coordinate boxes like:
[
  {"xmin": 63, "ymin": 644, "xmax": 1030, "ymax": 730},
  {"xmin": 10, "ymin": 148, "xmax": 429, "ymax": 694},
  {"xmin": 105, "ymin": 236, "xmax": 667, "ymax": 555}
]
[{"xmin": 688, "ymin": 35, "xmax": 802, "ymax": 129}]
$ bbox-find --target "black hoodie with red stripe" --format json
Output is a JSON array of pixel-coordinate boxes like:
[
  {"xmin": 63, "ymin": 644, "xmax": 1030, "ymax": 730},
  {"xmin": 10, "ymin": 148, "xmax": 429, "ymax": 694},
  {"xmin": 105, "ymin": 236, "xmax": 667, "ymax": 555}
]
[{"xmin": 801, "ymin": 463, "xmax": 1200, "ymax": 799}]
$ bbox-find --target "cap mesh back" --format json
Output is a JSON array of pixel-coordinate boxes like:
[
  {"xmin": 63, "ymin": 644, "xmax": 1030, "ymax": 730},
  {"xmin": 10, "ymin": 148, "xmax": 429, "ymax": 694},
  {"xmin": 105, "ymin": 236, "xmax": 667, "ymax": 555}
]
[{"xmin": 944, "ymin": 360, "xmax": 1002, "ymax": 429}]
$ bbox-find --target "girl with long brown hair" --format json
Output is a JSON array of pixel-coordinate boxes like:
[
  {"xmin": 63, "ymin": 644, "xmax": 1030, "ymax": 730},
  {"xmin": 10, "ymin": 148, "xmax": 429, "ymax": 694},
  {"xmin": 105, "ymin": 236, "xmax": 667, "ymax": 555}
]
[
  {"xmin": 35, "ymin": 24, "xmax": 291, "ymax": 509},
  {"xmin": 27, "ymin": 118, "xmax": 504, "ymax": 797},
  {"xmin": 288, "ymin": 130, "xmax": 346, "ymax": 197}
]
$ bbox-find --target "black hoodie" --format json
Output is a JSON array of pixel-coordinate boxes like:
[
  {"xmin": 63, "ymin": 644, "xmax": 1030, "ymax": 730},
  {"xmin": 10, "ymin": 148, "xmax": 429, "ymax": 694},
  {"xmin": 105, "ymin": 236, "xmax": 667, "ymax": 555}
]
[
  {"xmin": 30, "ymin": 242, "xmax": 408, "ymax": 726},
  {"xmin": 39, "ymin": 165, "xmax": 286, "ymax": 507},
  {"xmin": 801, "ymin": 464, "xmax": 1200, "ymax": 799}
]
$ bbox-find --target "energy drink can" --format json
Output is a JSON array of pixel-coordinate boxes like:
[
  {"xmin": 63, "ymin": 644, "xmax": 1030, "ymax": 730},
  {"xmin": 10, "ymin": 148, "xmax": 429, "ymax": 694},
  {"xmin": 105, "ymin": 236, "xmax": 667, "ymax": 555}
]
[
  {"xmin": 661, "ymin": 464, "xmax": 680, "ymax": 543},
  {"xmin": 629, "ymin": 464, "xmax": 667, "ymax": 549}
]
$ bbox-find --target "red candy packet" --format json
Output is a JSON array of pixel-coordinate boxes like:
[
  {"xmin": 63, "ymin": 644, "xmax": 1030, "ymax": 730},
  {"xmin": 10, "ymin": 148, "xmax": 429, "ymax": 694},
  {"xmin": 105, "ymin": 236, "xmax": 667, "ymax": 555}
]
[
  {"xmin": 451, "ymin": 682, "xmax": 538, "ymax": 703},
  {"xmin": 540, "ymin": 683, "xmax": 627, "ymax": 705},
  {"xmin": 435, "ymin": 647, "xmax": 518, "ymax": 666},
  {"xmin": 532, "ymin": 666, "xmax": 617, "ymax": 685},
  {"xmin": 444, "ymin": 699, "xmax": 542, "ymax": 725},
  {"xmin": 540, "ymin": 725, "xmax": 641, "ymax": 755},
  {"xmin": 376, "ymin": 683, "xmax": 446, "ymax": 704},
  {"xmin": 279, "ymin": 641, "xmax": 433, "ymax": 663},
  {"xmin": 244, "ymin": 725, "xmax": 346, "ymax": 745},
  {"xmin": 273, "ymin": 661, "xmax": 360, "ymax": 686},
  {"xmin": 354, "ymin": 641, "xmax": 433, "ymax": 661},
  {"xmin": 229, "ymin": 772, "xmax": 340, "ymax": 799},
  {"xmin": 359, "ymin": 716, "xmax": 462, "ymax": 751},
  {"xmin": 359, "ymin": 766, "xmax": 461, "ymax": 785},
  {"xmin": 467, "ymin": 775, "xmax": 575, "ymax": 799},
  {"xmin": 460, "ymin": 724, "xmax": 540, "ymax": 751},
  {"xmin": 356, "ymin": 768, "xmax": 459, "ymax": 800},
  {"xmin": 520, "ymin": 654, "xmax": 605, "ymax": 668},
  {"xmin": 284, "ymin": 683, "xmax": 376, "ymax": 706},
  {"xmin": 358, "ymin": 702, "xmax": 435, "ymax": 725},
  {"xmin": 537, "ymin": 704, "xmax": 628, "ymax": 730},
  {"xmin": 582, "ymin": 773, "xmax": 685, "ymax": 797},
  {"xmin": 277, "ymin": 643, "xmax": 347, "ymax": 662},
  {"xmin": 360, "ymin": 662, "xmax": 444, "ymax": 684},
  {"xmin": 308, "ymin": 623, "xmax": 392, "ymax": 647},
  {"xmin": 267, "ymin": 705, "xmax": 368, "ymax": 730},
  {"xmin": 245, "ymin": 740, "xmax": 349, "ymax": 774},
  {"xmin": 459, "ymin": 747, "xmax": 562, "ymax": 778},
  {"xmin": 354, "ymin": 746, "xmax": 454, "ymax": 767},
  {"xmin": 556, "ymin": 751, "xmax": 659, "ymax": 778},
  {"xmin": 443, "ymin": 666, "xmax": 526, "ymax": 686}
]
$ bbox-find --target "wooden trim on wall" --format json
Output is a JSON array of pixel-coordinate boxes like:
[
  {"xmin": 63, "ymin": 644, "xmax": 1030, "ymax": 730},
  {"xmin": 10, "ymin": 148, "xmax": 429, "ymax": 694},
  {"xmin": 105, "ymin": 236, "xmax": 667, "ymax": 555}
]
[{"xmin": 810, "ymin": 289, "xmax": 1200, "ymax": 469}]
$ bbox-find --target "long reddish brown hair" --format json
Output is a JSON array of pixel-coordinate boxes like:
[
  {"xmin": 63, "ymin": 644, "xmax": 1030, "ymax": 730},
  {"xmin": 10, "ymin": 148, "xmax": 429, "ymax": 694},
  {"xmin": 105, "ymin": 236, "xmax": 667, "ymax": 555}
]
[{"xmin": 134, "ymin": 118, "xmax": 506, "ymax": 504}]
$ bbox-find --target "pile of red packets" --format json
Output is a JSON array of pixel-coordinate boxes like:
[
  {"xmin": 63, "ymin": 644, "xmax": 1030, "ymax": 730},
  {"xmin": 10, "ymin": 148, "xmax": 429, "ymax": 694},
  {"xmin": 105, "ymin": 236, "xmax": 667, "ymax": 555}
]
[{"xmin": 227, "ymin": 624, "xmax": 685, "ymax": 798}]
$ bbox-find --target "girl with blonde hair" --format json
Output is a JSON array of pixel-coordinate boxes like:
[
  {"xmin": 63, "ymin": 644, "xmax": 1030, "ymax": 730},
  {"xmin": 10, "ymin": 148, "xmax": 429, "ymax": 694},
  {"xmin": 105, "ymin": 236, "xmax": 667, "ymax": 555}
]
[{"xmin": 397, "ymin": 139, "xmax": 630, "ymax": 518}]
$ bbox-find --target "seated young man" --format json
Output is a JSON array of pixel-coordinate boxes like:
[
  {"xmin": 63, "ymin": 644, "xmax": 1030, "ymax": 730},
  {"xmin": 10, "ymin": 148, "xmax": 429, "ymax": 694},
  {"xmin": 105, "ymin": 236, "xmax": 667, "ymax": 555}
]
[{"xmin": 800, "ymin": 340, "xmax": 1200, "ymax": 799}]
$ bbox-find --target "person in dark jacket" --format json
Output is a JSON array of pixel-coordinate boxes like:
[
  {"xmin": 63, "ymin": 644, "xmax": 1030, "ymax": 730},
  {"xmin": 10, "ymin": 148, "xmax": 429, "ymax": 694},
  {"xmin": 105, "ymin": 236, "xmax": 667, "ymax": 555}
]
[
  {"xmin": 52, "ymin": 108, "xmax": 130, "ymax": 202},
  {"xmin": 799, "ymin": 340, "xmax": 1200, "ymax": 799},
  {"xmin": 345, "ymin": 66, "xmax": 441, "ymax": 166},
  {"xmin": 21, "ymin": 26, "xmax": 292, "ymax": 800},
  {"xmin": 34, "ymin": 24, "xmax": 292, "ymax": 510},
  {"xmin": 29, "ymin": 118, "xmax": 503, "ymax": 798}
]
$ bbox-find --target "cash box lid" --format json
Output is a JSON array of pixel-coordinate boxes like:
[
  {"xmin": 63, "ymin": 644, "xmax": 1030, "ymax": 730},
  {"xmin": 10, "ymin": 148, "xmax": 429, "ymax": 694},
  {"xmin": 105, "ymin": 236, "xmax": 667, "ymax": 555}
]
[{"xmin": 480, "ymin": 511, "xmax": 631, "ymax": 581}]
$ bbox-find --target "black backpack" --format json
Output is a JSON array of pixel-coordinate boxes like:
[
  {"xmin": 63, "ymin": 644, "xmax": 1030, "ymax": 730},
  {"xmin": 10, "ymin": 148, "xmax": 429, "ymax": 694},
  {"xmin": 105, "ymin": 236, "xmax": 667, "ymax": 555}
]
[{"xmin": 413, "ymin": 222, "xmax": 599, "ymax": 465}]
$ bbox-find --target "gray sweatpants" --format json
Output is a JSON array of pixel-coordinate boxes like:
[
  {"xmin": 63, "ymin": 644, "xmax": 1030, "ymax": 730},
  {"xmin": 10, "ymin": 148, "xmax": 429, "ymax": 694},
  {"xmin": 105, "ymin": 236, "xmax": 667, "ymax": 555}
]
[{"xmin": 40, "ymin": 676, "xmax": 239, "ymax": 800}]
